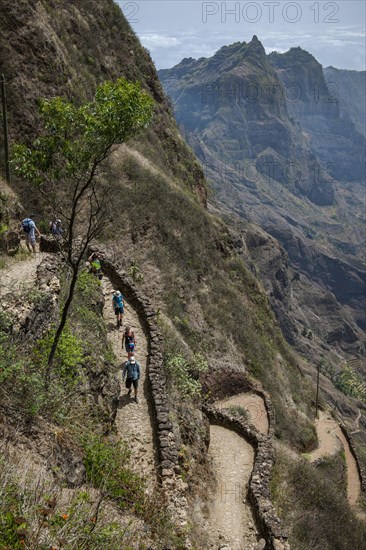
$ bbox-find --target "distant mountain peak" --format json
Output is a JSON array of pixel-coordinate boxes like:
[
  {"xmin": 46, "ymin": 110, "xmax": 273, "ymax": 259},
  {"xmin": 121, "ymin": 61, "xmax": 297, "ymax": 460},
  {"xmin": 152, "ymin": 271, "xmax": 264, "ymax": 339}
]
[{"xmin": 269, "ymin": 46, "xmax": 320, "ymax": 67}]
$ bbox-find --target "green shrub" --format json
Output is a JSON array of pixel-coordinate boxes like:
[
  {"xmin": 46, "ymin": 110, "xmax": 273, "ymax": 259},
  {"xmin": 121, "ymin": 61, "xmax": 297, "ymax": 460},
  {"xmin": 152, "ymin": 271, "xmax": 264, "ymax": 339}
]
[
  {"xmin": 0, "ymin": 474, "xmax": 25, "ymax": 549},
  {"xmin": 0, "ymin": 458, "xmax": 142, "ymax": 550},
  {"xmin": 33, "ymin": 324, "xmax": 83, "ymax": 384},
  {"xmin": 165, "ymin": 353, "xmax": 208, "ymax": 399},
  {"xmin": 227, "ymin": 404, "xmax": 249, "ymax": 421},
  {"xmin": 81, "ymin": 434, "xmax": 144, "ymax": 513},
  {"xmin": 76, "ymin": 269, "xmax": 101, "ymax": 300}
]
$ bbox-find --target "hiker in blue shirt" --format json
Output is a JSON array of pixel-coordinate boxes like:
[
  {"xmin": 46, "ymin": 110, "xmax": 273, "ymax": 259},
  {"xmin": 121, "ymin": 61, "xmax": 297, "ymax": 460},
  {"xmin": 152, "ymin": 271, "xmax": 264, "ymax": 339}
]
[
  {"xmin": 21, "ymin": 215, "xmax": 41, "ymax": 253},
  {"xmin": 122, "ymin": 355, "xmax": 141, "ymax": 403},
  {"xmin": 112, "ymin": 290, "xmax": 124, "ymax": 328}
]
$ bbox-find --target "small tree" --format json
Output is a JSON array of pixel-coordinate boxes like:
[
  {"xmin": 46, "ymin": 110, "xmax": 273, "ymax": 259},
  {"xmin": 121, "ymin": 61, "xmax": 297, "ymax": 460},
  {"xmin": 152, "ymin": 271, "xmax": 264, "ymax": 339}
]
[{"xmin": 12, "ymin": 78, "xmax": 153, "ymax": 379}]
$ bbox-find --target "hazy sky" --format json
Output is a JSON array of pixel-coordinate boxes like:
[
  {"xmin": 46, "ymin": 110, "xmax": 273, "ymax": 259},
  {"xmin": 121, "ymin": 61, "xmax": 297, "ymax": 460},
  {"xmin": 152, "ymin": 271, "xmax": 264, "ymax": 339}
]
[{"xmin": 116, "ymin": 0, "xmax": 365, "ymax": 70}]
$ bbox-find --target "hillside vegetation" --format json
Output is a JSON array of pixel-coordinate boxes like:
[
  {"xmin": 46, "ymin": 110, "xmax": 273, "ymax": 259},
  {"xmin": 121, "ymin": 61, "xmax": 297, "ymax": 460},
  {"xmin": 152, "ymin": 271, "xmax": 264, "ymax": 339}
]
[{"xmin": 0, "ymin": 2, "xmax": 365, "ymax": 549}]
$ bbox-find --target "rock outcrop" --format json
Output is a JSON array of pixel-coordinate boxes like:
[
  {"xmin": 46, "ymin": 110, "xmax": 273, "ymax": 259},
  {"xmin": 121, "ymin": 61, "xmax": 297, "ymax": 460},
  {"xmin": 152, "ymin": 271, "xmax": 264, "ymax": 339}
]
[{"xmin": 269, "ymin": 48, "xmax": 366, "ymax": 182}]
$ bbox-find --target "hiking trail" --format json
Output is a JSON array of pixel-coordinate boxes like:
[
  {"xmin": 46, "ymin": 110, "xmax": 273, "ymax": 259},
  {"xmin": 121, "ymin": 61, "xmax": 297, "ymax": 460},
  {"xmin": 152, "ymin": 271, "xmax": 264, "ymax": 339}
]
[
  {"xmin": 102, "ymin": 278, "xmax": 157, "ymax": 492},
  {"xmin": 0, "ymin": 251, "xmax": 46, "ymax": 298},
  {"xmin": 206, "ymin": 393, "xmax": 268, "ymax": 550},
  {"xmin": 0, "ymin": 251, "xmax": 47, "ymax": 332},
  {"xmin": 309, "ymin": 410, "xmax": 362, "ymax": 510}
]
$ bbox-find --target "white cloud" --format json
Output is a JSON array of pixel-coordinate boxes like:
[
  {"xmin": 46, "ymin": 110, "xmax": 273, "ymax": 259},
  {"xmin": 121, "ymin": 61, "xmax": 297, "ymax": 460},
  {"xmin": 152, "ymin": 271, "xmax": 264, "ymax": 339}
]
[
  {"xmin": 140, "ymin": 33, "xmax": 181, "ymax": 49},
  {"xmin": 265, "ymin": 47, "xmax": 288, "ymax": 54}
]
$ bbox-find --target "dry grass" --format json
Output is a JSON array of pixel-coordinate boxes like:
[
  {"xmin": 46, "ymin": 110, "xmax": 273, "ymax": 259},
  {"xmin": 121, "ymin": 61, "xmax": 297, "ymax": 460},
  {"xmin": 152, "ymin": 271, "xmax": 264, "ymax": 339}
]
[{"xmin": 271, "ymin": 446, "xmax": 366, "ymax": 550}]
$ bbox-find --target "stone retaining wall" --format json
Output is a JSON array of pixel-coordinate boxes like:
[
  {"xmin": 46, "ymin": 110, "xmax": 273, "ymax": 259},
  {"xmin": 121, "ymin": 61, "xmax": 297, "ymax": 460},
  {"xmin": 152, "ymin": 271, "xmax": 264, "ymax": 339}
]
[
  {"xmin": 339, "ymin": 422, "xmax": 366, "ymax": 492},
  {"xmin": 203, "ymin": 403, "xmax": 290, "ymax": 550},
  {"xmin": 252, "ymin": 386, "xmax": 276, "ymax": 437},
  {"xmin": 93, "ymin": 246, "xmax": 290, "ymax": 546},
  {"xmin": 89, "ymin": 248, "xmax": 181, "ymax": 479}
]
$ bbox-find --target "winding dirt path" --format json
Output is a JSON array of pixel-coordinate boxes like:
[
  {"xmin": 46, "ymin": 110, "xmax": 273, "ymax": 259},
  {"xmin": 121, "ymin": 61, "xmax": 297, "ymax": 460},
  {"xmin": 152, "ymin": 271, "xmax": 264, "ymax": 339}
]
[
  {"xmin": 309, "ymin": 411, "xmax": 362, "ymax": 508},
  {"xmin": 207, "ymin": 425, "xmax": 258, "ymax": 550},
  {"xmin": 351, "ymin": 408, "xmax": 362, "ymax": 435},
  {"xmin": 102, "ymin": 278, "xmax": 157, "ymax": 493},
  {"xmin": 218, "ymin": 393, "xmax": 269, "ymax": 435},
  {"xmin": 206, "ymin": 393, "xmax": 268, "ymax": 550}
]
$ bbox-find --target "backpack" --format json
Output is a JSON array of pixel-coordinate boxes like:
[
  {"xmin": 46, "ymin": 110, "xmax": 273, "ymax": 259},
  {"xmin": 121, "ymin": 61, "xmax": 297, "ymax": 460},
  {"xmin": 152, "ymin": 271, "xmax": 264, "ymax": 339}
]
[
  {"xmin": 113, "ymin": 294, "xmax": 123, "ymax": 308},
  {"xmin": 21, "ymin": 218, "xmax": 32, "ymax": 233}
]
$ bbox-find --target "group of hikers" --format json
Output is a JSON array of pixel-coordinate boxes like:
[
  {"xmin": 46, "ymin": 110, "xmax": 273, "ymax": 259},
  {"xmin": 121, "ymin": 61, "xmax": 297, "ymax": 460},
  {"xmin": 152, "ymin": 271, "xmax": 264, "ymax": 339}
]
[
  {"xmin": 20, "ymin": 215, "xmax": 141, "ymax": 403},
  {"xmin": 112, "ymin": 289, "xmax": 141, "ymax": 404}
]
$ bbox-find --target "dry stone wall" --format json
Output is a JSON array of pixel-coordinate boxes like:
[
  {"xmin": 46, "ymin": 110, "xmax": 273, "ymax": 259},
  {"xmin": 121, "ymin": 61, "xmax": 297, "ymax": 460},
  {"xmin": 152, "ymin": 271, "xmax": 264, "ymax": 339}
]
[
  {"xmin": 91, "ymin": 246, "xmax": 291, "ymax": 546},
  {"xmin": 203, "ymin": 402, "xmax": 290, "ymax": 550},
  {"xmin": 339, "ymin": 423, "xmax": 366, "ymax": 492}
]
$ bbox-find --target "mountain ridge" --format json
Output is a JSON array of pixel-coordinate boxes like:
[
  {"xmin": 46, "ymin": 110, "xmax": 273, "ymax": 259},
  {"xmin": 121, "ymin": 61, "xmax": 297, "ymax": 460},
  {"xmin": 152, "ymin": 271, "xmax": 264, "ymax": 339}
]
[{"xmin": 158, "ymin": 35, "xmax": 366, "ymax": 363}]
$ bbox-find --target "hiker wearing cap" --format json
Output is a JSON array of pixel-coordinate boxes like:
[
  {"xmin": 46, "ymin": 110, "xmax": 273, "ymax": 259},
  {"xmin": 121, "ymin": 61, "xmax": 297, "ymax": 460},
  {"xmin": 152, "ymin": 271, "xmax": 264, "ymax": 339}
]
[
  {"xmin": 122, "ymin": 326, "xmax": 136, "ymax": 359},
  {"xmin": 21, "ymin": 214, "xmax": 41, "ymax": 253},
  {"xmin": 122, "ymin": 355, "xmax": 140, "ymax": 403},
  {"xmin": 112, "ymin": 290, "xmax": 124, "ymax": 327}
]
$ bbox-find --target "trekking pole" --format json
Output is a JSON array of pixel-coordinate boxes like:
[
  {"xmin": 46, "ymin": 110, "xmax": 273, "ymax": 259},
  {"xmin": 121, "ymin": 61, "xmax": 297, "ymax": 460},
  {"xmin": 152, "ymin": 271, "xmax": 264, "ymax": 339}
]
[{"xmin": 1, "ymin": 74, "xmax": 10, "ymax": 183}]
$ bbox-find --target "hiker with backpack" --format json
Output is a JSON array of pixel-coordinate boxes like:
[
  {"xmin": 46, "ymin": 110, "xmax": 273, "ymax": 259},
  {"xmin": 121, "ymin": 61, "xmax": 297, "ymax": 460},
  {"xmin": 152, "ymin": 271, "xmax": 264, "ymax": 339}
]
[
  {"xmin": 21, "ymin": 215, "xmax": 41, "ymax": 253},
  {"xmin": 122, "ymin": 326, "xmax": 136, "ymax": 359},
  {"xmin": 122, "ymin": 355, "xmax": 140, "ymax": 403},
  {"xmin": 112, "ymin": 290, "xmax": 124, "ymax": 328}
]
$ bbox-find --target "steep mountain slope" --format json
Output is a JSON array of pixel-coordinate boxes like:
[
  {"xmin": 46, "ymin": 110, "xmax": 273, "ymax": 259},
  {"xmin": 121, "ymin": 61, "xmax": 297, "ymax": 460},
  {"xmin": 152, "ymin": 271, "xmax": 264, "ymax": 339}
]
[
  {"xmin": 160, "ymin": 37, "xmax": 334, "ymax": 206},
  {"xmin": 269, "ymin": 48, "xmax": 365, "ymax": 182},
  {"xmin": 158, "ymin": 37, "xmax": 366, "ymax": 362},
  {"xmin": 0, "ymin": 0, "xmax": 206, "ymax": 204},
  {"xmin": 324, "ymin": 66, "xmax": 366, "ymax": 137},
  {"xmin": 1, "ymin": 4, "xmax": 366, "ymax": 548}
]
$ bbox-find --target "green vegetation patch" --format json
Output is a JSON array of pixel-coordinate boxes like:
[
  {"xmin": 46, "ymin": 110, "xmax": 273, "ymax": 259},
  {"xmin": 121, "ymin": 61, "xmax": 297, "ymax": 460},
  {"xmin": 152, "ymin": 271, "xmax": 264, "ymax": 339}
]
[
  {"xmin": 165, "ymin": 353, "xmax": 209, "ymax": 399},
  {"xmin": 335, "ymin": 364, "xmax": 366, "ymax": 403},
  {"xmin": 81, "ymin": 434, "xmax": 144, "ymax": 513}
]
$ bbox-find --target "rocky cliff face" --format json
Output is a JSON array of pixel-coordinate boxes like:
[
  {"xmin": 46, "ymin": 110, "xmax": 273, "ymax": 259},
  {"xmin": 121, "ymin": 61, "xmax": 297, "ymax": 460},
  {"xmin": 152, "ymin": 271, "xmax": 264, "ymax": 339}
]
[
  {"xmin": 269, "ymin": 48, "xmax": 365, "ymax": 182},
  {"xmin": 324, "ymin": 66, "xmax": 366, "ymax": 137},
  {"xmin": 159, "ymin": 37, "xmax": 366, "ymax": 360},
  {"xmin": 160, "ymin": 37, "xmax": 334, "ymax": 207}
]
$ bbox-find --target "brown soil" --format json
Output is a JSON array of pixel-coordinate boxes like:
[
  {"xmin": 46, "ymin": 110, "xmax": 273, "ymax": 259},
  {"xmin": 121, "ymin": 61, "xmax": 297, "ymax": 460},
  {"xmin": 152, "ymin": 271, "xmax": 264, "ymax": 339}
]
[
  {"xmin": 0, "ymin": 250, "xmax": 45, "ymax": 297},
  {"xmin": 207, "ymin": 425, "xmax": 259, "ymax": 550},
  {"xmin": 205, "ymin": 392, "xmax": 268, "ymax": 549}
]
